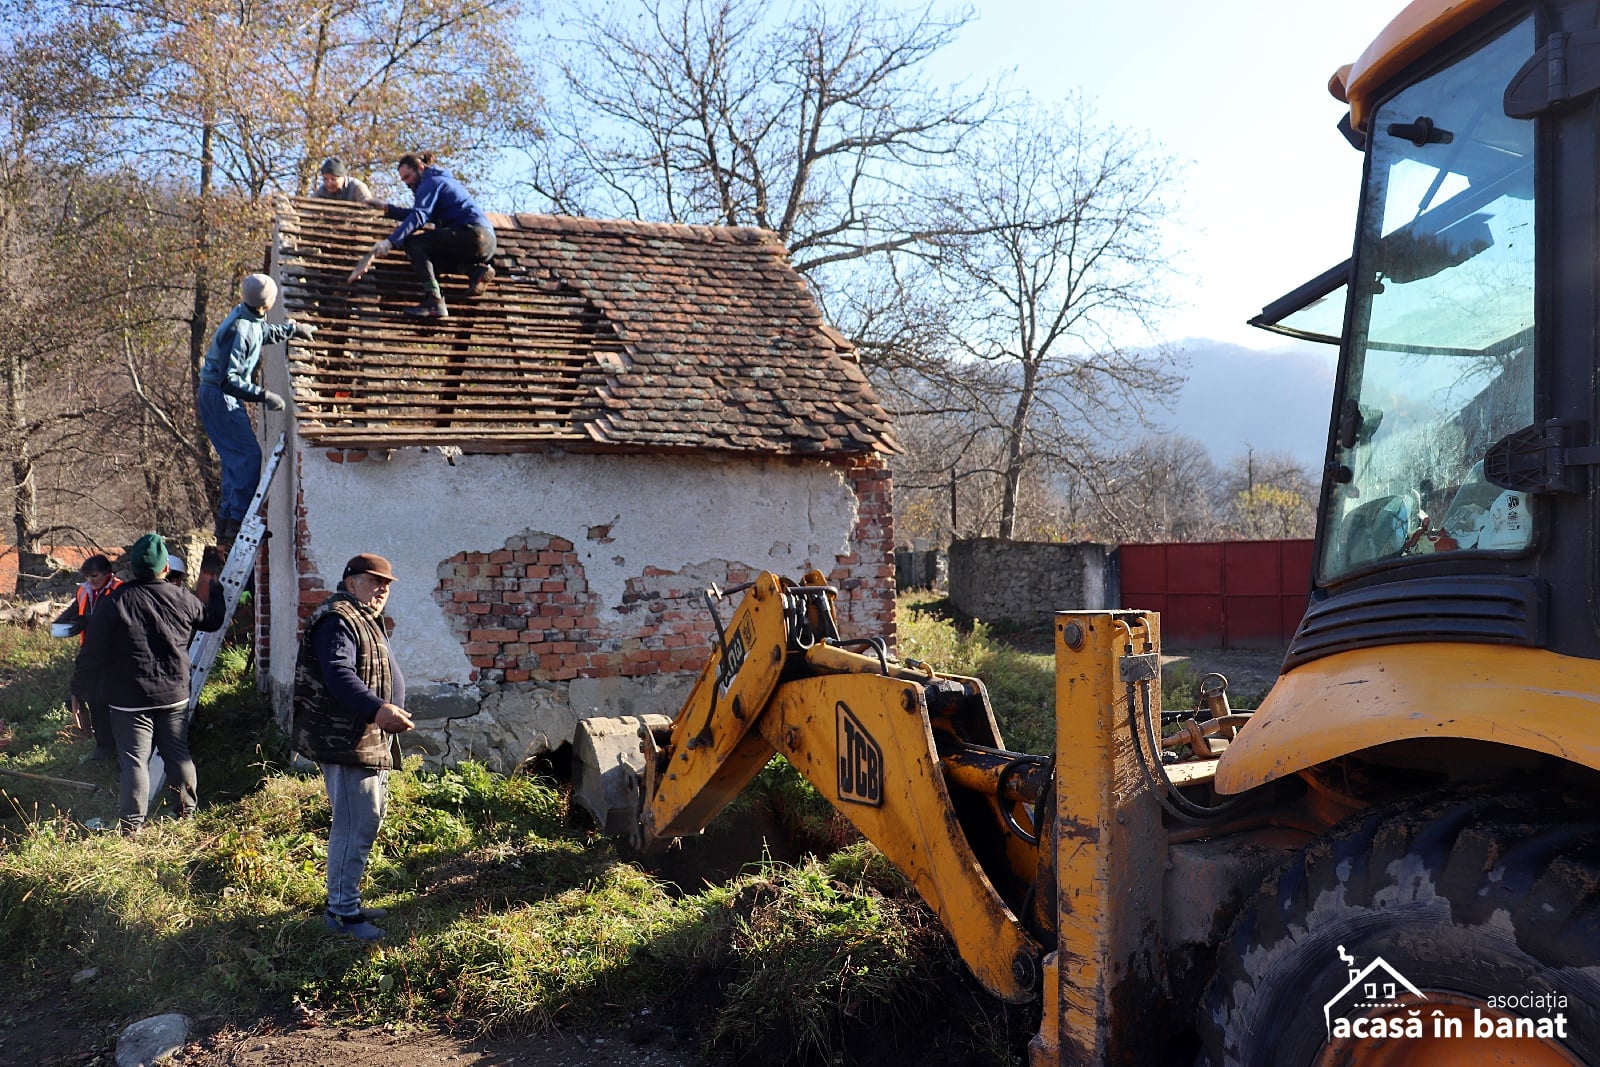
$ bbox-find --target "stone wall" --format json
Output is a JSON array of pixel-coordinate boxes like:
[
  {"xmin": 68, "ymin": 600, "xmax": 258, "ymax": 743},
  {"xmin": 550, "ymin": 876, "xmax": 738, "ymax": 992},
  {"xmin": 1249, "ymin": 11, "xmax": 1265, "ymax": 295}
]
[
  {"xmin": 269, "ymin": 447, "xmax": 896, "ymax": 773},
  {"xmin": 946, "ymin": 538, "xmax": 1115, "ymax": 627}
]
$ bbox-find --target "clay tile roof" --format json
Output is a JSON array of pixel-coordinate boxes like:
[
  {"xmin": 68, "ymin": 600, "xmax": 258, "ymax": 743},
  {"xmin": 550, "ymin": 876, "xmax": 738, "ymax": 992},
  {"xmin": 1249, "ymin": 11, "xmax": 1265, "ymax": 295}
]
[{"xmin": 272, "ymin": 197, "xmax": 899, "ymax": 456}]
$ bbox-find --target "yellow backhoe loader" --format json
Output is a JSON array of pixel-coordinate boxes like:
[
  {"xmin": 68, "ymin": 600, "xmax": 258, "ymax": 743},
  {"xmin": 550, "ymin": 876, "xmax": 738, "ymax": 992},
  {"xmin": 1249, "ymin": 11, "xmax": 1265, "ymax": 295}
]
[{"xmin": 575, "ymin": 1, "xmax": 1600, "ymax": 1062}]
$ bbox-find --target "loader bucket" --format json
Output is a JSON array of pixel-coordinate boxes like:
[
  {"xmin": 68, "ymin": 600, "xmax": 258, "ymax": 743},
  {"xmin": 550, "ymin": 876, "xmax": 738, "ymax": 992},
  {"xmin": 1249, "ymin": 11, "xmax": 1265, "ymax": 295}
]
[{"xmin": 571, "ymin": 714, "xmax": 673, "ymax": 836}]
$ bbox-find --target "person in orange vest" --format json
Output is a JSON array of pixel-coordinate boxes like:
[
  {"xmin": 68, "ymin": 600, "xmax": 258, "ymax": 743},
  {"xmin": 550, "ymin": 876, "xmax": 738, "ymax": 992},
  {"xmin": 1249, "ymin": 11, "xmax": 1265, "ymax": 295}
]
[{"xmin": 53, "ymin": 554, "xmax": 123, "ymax": 760}]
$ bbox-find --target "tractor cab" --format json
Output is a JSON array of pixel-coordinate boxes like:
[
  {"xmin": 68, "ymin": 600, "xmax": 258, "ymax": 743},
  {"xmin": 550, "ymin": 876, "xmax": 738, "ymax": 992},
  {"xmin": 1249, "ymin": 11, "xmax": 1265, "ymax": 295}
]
[
  {"xmin": 1222, "ymin": 0, "xmax": 1600, "ymax": 794},
  {"xmin": 1250, "ymin": 4, "xmax": 1599, "ymax": 670}
]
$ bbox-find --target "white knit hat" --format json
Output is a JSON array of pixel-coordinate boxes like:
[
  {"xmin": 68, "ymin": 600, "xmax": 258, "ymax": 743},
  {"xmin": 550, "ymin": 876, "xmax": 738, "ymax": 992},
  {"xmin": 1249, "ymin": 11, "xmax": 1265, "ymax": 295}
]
[{"xmin": 242, "ymin": 273, "xmax": 278, "ymax": 311}]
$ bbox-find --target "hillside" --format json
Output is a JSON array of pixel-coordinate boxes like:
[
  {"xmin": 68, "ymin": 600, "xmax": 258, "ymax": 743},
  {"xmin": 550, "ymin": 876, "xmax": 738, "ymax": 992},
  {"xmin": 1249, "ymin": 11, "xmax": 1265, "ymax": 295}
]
[{"xmin": 1158, "ymin": 338, "xmax": 1337, "ymax": 470}]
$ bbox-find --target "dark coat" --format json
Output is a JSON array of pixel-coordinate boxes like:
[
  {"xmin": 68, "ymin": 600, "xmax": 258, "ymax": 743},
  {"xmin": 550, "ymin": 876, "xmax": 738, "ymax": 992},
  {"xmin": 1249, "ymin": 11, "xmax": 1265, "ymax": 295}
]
[
  {"xmin": 73, "ymin": 578, "xmax": 226, "ymax": 708},
  {"xmin": 291, "ymin": 594, "xmax": 403, "ymax": 768}
]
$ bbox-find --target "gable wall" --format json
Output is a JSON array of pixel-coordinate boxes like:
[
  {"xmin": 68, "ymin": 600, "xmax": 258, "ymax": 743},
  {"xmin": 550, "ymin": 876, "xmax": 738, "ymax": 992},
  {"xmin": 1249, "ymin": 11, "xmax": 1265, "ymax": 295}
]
[{"xmin": 267, "ymin": 444, "xmax": 894, "ymax": 771}]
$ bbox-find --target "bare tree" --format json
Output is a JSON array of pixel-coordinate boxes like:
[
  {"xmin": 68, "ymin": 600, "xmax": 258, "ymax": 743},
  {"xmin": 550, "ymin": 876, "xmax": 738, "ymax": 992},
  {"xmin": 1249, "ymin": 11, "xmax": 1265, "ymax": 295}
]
[
  {"xmin": 0, "ymin": 6, "xmax": 131, "ymax": 549},
  {"xmin": 923, "ymin": 99, "xmax": 1183, "ymax": 539},
  {"xmin": 0, "ymin": 0, "xmax": 542, "ymax": 549},
  {"xmin": 1097, "ymin": 435, "xmax": 1225, "ymax": 543},
  {"xmin": 525, "ymin": 0, "xmax": 986, "ymax": 273},
  {"xmin": 1223, "ymin": 449, "xmax": 1316, "ymax": 538}
]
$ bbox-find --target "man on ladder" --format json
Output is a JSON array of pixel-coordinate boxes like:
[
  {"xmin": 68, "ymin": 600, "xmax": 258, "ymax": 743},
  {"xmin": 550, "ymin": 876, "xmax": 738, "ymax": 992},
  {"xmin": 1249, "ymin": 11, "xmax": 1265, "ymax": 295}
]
[{"xmin": 196, "ymin": 272, "xmax": 314, "ymax": 547}]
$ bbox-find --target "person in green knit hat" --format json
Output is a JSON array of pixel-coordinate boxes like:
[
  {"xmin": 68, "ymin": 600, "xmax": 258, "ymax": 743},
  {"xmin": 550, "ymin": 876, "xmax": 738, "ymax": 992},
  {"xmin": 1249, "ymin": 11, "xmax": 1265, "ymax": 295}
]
[{"xmin": 72, "ymin": 533, "xmax": 226, "ymax": 833}]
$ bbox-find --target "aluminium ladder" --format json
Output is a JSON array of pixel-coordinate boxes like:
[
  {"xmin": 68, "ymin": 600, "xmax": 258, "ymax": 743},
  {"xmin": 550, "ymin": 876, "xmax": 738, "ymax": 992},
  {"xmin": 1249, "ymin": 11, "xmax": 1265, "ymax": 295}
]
[{"xmin": 185, "ymin": 432, "xmax": 287, "ymax": 710}]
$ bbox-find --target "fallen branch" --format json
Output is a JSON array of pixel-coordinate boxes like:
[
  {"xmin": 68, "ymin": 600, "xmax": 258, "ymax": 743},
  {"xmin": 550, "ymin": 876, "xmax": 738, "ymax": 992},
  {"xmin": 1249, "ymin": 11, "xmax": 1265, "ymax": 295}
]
[{"xmin": 0, "ymin": 766, "xmax": 102, "ymax": 792}]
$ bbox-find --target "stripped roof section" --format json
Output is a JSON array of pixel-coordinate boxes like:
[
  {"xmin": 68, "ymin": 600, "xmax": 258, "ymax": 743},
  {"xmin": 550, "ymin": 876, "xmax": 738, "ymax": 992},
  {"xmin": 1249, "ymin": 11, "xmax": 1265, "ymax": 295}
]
[{"xmin": 273, "ymin": 197, "xmax": 898, "ymax": 456}]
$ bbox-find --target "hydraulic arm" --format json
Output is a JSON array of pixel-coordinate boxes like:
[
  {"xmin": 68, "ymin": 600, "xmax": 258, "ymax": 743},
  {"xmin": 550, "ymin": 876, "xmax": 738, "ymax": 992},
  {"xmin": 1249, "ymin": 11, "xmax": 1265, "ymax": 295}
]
[{"xmin": 627, "ymin": 571, "xmax": 1051, "ymax": 1002}]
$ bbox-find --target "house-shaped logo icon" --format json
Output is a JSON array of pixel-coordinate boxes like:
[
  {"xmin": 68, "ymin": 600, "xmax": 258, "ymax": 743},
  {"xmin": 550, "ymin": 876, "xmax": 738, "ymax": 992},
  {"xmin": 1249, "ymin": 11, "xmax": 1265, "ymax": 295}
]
[{"xmin": 1323, "ymin": 946, "xmax": 1427, "ymax": 1036}]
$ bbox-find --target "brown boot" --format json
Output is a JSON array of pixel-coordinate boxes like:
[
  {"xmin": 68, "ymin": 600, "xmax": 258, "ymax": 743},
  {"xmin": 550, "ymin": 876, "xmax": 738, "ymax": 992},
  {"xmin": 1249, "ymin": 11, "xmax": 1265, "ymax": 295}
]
[
  {"xmin": 403, "ymin": 296, "xmax": 448, "ymax": 318},
  {"xmin": 465, "ymin": 263, "xmax": 495, "ymax": 298}
]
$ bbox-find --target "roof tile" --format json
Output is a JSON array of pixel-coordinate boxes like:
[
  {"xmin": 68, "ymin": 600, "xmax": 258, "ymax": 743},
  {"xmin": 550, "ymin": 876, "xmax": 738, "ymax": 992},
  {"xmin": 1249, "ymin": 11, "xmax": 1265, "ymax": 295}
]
[{"xmin": 273, "ymin": 198, "xmax": 898, "ymax": 456}]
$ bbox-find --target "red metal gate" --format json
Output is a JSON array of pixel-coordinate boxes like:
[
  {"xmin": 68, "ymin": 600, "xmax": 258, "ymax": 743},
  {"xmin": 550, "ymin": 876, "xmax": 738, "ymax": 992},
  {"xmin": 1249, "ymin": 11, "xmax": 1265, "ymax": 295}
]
[{"xmin": 1117, "ymin": 540, "xmax": 1313, "ymax": 648}]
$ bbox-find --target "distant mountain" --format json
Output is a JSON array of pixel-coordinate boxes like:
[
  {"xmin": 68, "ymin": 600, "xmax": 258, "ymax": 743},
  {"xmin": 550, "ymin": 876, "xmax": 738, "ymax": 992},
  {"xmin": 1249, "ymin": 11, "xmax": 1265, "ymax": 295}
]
[{"xmin": 1154, "ymin": 338, "xmax": 1337, "ymax": 471}]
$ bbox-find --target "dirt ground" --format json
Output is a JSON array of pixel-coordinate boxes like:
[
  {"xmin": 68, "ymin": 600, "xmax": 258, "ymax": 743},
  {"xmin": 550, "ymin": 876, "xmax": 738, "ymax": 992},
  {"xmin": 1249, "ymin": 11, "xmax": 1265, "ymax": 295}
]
[
  {"xmin": 1158, "ymin": 644, "xmax": 1287, "ymax": 706},
  {"xmin": 0, "ymin": 980, "xmax": 703, "ymax": 1067}
]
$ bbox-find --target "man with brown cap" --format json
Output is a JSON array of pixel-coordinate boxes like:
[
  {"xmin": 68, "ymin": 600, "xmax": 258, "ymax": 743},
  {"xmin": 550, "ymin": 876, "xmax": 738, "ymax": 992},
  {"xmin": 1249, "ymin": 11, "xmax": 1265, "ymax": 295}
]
[
  {"xmin": 72, "ymin": 533, "xmax": 226, "ymax": 833},
  {"xmin": 291, "ymin": 552, "xmax": 414, "ymax": 940}
]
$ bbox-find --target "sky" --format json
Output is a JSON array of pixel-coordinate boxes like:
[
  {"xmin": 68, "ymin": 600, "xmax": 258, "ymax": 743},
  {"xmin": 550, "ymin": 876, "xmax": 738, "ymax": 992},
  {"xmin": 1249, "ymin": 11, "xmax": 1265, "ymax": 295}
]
[{"xmin": 932, "ymin": 0, "xmax": 1413, "ymax": 350}]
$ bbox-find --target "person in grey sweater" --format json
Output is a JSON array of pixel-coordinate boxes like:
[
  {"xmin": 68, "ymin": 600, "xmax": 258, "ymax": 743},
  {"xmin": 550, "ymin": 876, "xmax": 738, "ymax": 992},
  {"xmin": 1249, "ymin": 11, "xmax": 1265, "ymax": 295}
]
[{"xmin": 311, "ymin": 157, "xmax": 373, "ymax": 203}]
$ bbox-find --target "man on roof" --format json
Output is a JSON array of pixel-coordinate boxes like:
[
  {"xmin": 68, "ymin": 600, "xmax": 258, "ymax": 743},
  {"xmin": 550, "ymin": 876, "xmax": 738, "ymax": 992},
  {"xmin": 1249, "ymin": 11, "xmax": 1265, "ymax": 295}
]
[
  {"xmin": 311, "ymin": 157, "xmax": 373, "ymax": 204},
  {"xmin": 351, "ymin": 151, "xmax": 497, "ymax": 319}
]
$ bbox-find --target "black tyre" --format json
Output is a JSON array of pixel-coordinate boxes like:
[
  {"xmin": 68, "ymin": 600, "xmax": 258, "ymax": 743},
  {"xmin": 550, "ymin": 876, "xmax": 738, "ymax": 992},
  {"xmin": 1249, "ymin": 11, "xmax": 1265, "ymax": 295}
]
[{"xmin": 1200, "ymin": 791, "xmax": 1600, "ymax": 1066}]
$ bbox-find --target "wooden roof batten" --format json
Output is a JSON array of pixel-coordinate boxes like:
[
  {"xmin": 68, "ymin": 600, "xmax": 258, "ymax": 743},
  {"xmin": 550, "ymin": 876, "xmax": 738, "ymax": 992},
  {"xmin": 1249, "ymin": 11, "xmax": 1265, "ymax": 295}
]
[{"xmin": 273, "ymin": 196, "xmax": 899, "ymax": 457}]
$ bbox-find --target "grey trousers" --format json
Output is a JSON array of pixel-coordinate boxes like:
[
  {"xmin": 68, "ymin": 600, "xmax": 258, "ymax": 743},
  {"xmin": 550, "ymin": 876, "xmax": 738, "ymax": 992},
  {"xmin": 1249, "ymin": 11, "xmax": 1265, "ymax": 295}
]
[
  {"xmin": 110, "ymin": 702, "xmax": 196, "ymax": 833},
  {"xmin": 321, "ymin": 762, "xmax": 388, "ymax": 917}
]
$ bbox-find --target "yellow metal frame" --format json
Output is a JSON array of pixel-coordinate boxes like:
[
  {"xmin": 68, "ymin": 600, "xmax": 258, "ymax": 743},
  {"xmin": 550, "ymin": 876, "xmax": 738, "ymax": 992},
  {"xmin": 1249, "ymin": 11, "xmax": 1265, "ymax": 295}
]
[
  {"xmin": 1331, "ymin": 0, "xmax": 1506, "ymax": 131},
  {"xmin": 643, "ymin": 572, "xmax": 792, "ymax": 840},
  {"xmin": 1030, "ymin": 611, "xmax": 1166, "ymax": 1066},
  {"xmin": 763, "ymin": 674, "xmax": 1042, "ymax": 1002},
  {"xmin": 1214, "ymin": 643, "xmax": 1600, "ymax": 794},
  {"xmin": 640, "ymin": 572, "xmax": 1043, "ymax": 1003}
]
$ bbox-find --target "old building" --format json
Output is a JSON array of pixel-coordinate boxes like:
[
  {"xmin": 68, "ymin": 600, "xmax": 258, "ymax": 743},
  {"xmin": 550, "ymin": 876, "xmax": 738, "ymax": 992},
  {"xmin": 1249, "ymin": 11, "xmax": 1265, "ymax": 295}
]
[{"xmin": 256, "ymin": 196, "xmax": 898, "ymax": 770}]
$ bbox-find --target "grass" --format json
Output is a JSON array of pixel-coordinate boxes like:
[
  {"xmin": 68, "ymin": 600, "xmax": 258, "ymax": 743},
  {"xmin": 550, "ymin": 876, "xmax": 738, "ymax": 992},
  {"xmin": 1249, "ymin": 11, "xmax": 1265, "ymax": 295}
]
[
  {"xmin": 0, "ymin": 616, "xmax": 1027, "ymax": 1065},
  {"xmin": 897, "ymin": 596, "xmax": 1057, "ymax": 755},
  {"xmin": 896, "ymin": 595, "xmax": 1255, "ymax": 754}
]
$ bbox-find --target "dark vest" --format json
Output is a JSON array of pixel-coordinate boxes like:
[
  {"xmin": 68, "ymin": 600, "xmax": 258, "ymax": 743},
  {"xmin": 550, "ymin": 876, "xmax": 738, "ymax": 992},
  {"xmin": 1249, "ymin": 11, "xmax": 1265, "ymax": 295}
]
[{"xmin": 291, "ymin": 593, "xmax": 398, "ymax": 768}]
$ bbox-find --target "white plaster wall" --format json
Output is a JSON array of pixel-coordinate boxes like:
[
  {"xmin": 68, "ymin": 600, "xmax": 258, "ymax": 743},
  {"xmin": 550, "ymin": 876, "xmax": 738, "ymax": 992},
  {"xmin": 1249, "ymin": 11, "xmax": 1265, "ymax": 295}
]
[
  {"xmin": 257, "ymin": 319, "xmax": 297, "ymax": 705},
  {"xmin": 293, "ymin": 448, "xmax": 860, "ymax": 685}
]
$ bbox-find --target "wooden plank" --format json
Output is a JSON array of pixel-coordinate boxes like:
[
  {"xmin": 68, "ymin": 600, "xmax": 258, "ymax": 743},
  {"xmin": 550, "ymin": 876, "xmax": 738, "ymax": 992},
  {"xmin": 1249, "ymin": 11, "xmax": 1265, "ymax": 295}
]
[
  {"xmin": 297, "ymin": 379, "xmax": 587, "ymax": 397},
  {"xmin": 298, "ymin": 428, "xmax": 586, "ymax": 445},
  {"xmin": 297, "ymin": 399, "xmax": 584, "ymax": 414},
  {"xmin": 294, "ymin": 410, "xmax": 580, "ymax": 424},
  {"xmin": 292, "ymin": 359, "xmax": 601, "ymax": 377},
  {"xmin": 286, "ymin": 342, "xmax": 614, "ymax": 365},
  {"xmin": 285, "ymin": 322, "xmax": 619, "ymax": 348},
  {"xmin": 296, "ymin": 377, "xmax": 583, "ymax": 394}
]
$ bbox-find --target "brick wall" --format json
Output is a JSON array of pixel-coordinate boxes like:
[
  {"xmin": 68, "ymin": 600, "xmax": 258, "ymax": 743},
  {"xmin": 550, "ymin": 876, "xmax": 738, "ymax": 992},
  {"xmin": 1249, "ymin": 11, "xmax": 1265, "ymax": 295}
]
[
  {"xmin": 829, "ymin": 457, "xmax": 896, "ymax": 646},
  {"xmin": 428, "ymin": 455, "xmax": 896, "ymax": 686},
  {"xmin": 434, "ymin": 539, "xmax": 753, "ymax": 684},
  {"xmin": 277, "ymin": 448, "xmax": 897, "ymax": 769}
]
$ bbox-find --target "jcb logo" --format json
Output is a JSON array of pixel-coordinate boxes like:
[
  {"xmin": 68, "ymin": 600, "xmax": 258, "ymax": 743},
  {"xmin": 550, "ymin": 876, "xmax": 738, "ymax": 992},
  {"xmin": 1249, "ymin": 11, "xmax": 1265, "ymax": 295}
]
[
  {"xmin": 837, "ymin": 703, "xmax": 882, "ymax": 806},
  {"xmin": 716, "ymin": 615, "xmax": 756, "ymax": 696}
]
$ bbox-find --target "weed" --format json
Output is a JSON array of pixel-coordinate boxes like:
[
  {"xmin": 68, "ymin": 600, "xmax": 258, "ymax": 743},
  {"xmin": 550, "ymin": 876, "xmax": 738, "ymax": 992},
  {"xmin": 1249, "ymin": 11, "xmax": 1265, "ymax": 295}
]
[
  {"xmin": 0, "ymin": 622, "xmax": 1027, "ymax": 1064},
  {"xmin": 897, "ymin": 596, "xmax": 1055, "ymax": 754}
]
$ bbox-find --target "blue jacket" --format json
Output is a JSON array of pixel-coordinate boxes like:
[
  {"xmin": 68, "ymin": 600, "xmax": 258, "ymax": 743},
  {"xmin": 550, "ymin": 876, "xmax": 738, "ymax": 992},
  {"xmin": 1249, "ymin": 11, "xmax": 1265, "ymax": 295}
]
[
  {"xmin": 199, "ymin": 303, "xmax": 295, "ymax": 402},
  {"xmin": 385, "ymin": 166, "xmax": 492, "ymax": 246}
]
